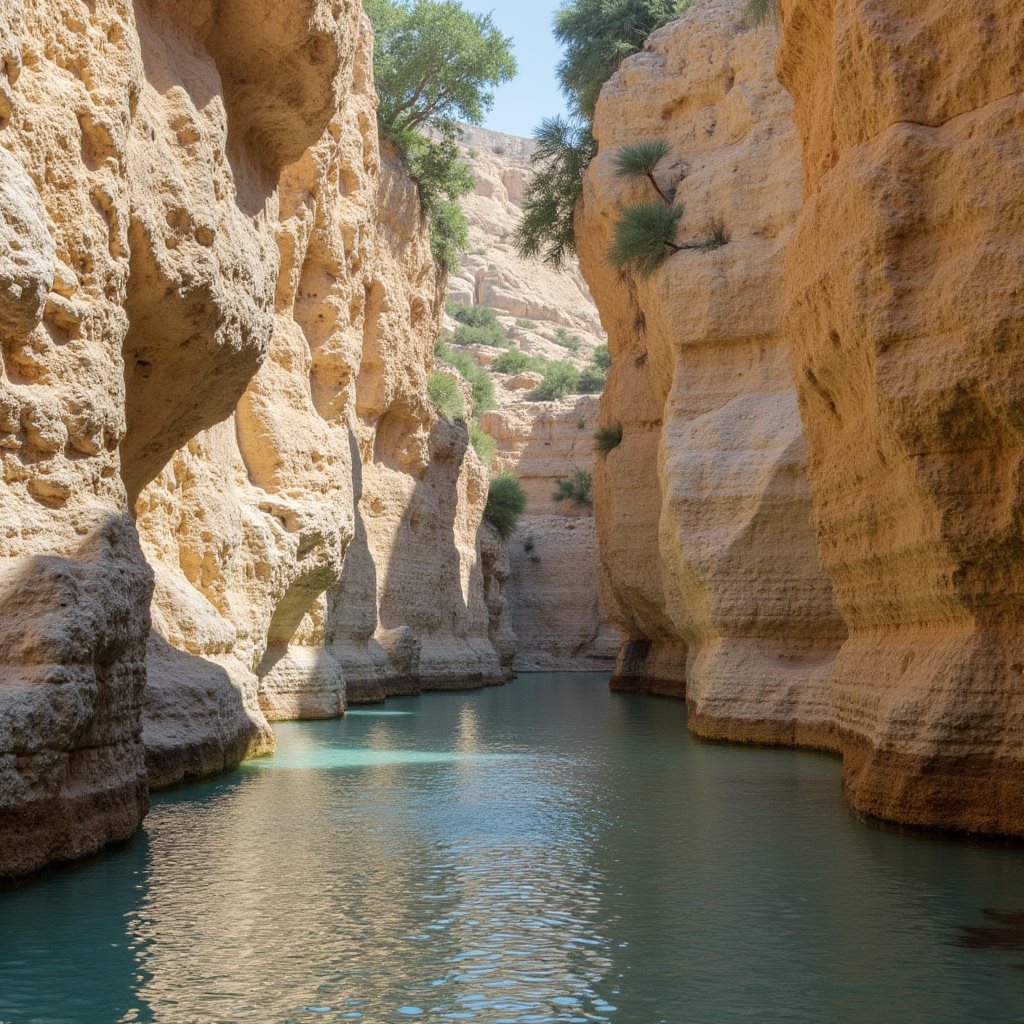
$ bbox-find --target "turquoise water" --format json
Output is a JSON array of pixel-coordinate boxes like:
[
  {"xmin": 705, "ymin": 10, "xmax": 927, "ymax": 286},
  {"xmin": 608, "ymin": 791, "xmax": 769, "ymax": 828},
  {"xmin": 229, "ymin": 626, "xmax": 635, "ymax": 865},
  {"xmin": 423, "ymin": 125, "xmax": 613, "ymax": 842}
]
[{"xmin": 3, "ymin": 672, "xmax": 1024, "ymax": 1024}]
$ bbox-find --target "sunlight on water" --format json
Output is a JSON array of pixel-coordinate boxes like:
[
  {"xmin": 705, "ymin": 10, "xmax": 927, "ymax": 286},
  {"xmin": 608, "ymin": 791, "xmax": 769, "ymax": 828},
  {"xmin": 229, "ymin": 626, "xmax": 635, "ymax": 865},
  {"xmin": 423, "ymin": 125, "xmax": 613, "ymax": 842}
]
[{"xmin": 2, "ymin": 674, "xmax": 1024, "ymax": 1024}]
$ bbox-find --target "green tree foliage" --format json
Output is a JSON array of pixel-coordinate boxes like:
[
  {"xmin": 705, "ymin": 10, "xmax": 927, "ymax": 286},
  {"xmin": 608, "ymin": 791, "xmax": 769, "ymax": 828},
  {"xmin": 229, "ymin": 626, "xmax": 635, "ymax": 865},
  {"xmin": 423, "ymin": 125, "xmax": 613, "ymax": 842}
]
[
  {"xmin": 578, "ymin": 363, "xmax": 606, "ymax": 393},
  {"xmin": 613, "ymin": 138, "xmax": 673, "ymax": 201},
  {"xmin": 554, "ymin": 0, "xmax": 694, "ymax": 119},
  {"xmin": 485, "ymin": 471, "xmax": 527, "ymax": 538},
  {"xmin": 469, "ymin": 422, "xmax": 497, "ymax": 465},
  {"xmin": 594, "ymin": 422, "xmax": 623, "ymax": 456},
  {"xmin": 609, "ymin": 200, "xmax": 684, "ymax": 277},
  {"xmin": 365, "ymin": 0, "xmax": 516, "ymax": 271},
  {"xmin": 427, "ymin": 370, "xmax": 466, "ymax": 422},
  {"xmin": 367, "ymin": 0, "xmax": 517, "ymax": 136},
  {"xmin": 447, "ymin": 302, "xmax": 511, "ymax": 347},
  {"xmin": 592, "ymin": 344, "xmax": 612, "ymax": 371},
  {"xmin": 492, "ymin": 349, "xmax": 546, "ymax": 375},
  {"xmin": 514, "ymin": 115, "xmax": 596, "ymax": 267},
  {"xmin": 553, "ymin": 468, "xmax": 593, "ymax": 508}
]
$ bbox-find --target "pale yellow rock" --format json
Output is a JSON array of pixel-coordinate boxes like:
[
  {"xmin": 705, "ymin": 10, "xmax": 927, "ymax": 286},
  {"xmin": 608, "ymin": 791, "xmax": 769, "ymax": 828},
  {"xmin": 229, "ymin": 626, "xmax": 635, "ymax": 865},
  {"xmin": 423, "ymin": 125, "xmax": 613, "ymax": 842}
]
[
  {"xmin": 779, "ymin": 0, "xmax": 1024, "ymax": 834},
  {"xmin": 0, "ymin": 0, "xmax": 513, "ymax": 878},
  {"xmin": 578, "ymin": 0, "xmax": 845, "ymax": 738}
]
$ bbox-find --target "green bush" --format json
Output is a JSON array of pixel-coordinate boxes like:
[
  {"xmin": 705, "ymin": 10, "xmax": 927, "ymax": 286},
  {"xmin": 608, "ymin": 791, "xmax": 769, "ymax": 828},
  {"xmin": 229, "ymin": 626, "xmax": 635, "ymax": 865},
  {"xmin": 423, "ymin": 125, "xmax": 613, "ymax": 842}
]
[
  {"xmin": 449, "ymin": 302, "xmax": 499, "ymax": 328},
  {"xmin": 578, "ymin": 363, "xmax": 606, "ymax": 393},
  {"xmin": 516, "ymin": 317, "xmax": 533, "ymax": 329},
  {"xmin": 594, "ymin": 422, "xmax": 623, "ymax": 456},
  {"xmin": 533, "ymin": 360, "xmax": 580, "ymax": 400},
  {"xmin": 485, "ymin": 471, "xmax": 527, "ymax": 538},
  {"xmin": 553, "ymin": 468, "xmax": 593, "ymax": 508},
  {"xmin": 469, "ymin": 421, "xmax": 497, "ymax": 465},
  {"xmin": 492, "ymin": 348, "xmax": 541, "ymax": 375},
  {"xmin": 554, "ymin": 327, "xmax": 582, "ymax": 352},
  {"xmin": 592, "ymin": 344, "xmax": 612, "ymax": 371},
  {"xmin": 435, "ymin": 340, "xmax": 496, "ymax": 414},
  {"xmin": 609, "ymin": 201, "xmax": 684, "ymax": 278},
  {"xmin": 427, "ymin": 370, "xmax": 466, "ymax": 422},
  {"xmin": 451, "ymin": 323, "xmax": 510, "ymax": 348}
]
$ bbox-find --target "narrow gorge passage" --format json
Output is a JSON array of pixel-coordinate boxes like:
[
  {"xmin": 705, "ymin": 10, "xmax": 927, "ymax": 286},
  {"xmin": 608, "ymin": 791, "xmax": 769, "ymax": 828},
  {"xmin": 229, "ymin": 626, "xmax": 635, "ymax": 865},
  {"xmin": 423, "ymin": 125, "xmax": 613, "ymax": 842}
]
[
  {"xmin": 2, "ymin": 0, "xmax": 1024, "ymax": 1020},
  {"xmin": 4, "ymin": 676, "xmax": 1024, "ymax": 1024}
]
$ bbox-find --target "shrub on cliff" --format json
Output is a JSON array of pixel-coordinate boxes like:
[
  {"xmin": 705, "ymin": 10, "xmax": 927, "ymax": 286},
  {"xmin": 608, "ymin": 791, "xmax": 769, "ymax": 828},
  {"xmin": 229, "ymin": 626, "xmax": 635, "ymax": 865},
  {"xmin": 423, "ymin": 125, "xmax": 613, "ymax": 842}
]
[
  {"xmin": 594, "ymin": 422, "xmax": 623, "ymax": 455},
  {"xmin": 485, "ymin": 471, "xmax": 527, "ymax": 538},
  {"xmin": 609, "ymin": 201, "xmax": 685, "ymax": 277},
  {"xmin": 592, "ymin": 344, "xmax": 612, "ymax": 371},
  {"xmin": 554, "ymin": 328, "xmax": 582, "ymax": 352},
  {"xmin": 435, "ymin": 340, "xmax": 496, "ymax": 415},
  {"xmin": 366, "ymin": 0, "xmax": 516, "ymax": 271},
  {"xmin": 427, "ymin": 370, "xmax": 466, "ymax": 422},
  {"xmin": 553, "ymin": 468, "xmax": 593, "ymax": 508},
  {"xmin": 745, "ymin": 0, "xmax": 779, "ymax": 27},
  {"xmin": 469, "ymin": 422, "xmax": 497, "ymax": 466},
  {"xmin": 533, "ymin": 360, "xmax": 581, "ymax": 400},
  {"xmin": 578, "ymin": 362, "xmax": 606, "ymax": 393}
]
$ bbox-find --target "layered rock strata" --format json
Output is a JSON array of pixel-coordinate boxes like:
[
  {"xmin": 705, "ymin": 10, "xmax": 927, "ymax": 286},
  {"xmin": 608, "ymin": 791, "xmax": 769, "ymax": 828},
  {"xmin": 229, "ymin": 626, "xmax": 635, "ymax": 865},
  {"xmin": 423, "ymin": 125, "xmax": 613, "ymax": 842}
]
[
  {"xmin": 453, "ymin": 128, "xmax": 619, "ymax": 670},
  {"xmin": 0, "ymin": 0, "xmax": 510, "ymax": 877},
  {"xmin": 778, "ymin": 0, "xmax": 1024, "ymax": 834},
  {"xmin": 579, "ymin": 0, "xmax": 845, "ymax": 742}
]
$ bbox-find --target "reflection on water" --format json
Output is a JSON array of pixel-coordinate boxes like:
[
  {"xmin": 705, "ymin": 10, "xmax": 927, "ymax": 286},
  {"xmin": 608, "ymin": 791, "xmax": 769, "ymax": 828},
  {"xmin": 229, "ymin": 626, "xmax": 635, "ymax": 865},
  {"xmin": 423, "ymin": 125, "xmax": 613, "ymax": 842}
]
[{"xmin": 2, "ymin": 673, "xmax": 1024, "ymax": 1024}]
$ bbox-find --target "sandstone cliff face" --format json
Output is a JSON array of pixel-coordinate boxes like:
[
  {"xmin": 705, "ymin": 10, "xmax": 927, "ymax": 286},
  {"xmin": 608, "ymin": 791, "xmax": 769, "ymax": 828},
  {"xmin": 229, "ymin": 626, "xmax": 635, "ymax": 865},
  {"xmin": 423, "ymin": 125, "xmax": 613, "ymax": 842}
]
[
  {"xmin": 778, "ymin": 0, "xmax": 1024, "ymax": 834},
  {"xmin": 579, "ymin": 0, "xmax": 845, "ymax": 740},
  {"xmin": 454, "ymin": 128, "xmax": 619, "ymax": 670},
  {"xmin": 0, "ymin": 0, "xmax": 510, "ymax": 877}
]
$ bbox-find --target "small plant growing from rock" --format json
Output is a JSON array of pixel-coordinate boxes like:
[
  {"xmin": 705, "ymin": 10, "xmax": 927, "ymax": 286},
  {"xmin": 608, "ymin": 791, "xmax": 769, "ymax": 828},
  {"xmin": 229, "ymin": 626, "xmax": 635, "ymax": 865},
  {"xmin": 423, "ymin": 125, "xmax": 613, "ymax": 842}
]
[
  {"xmin": 594, "ymin": 422, "xmax": 623, "ymax": 456},
  {"xmin": 469, "ymin": 422, "xmax": 497, "ymax": 465},
  {"xmin": 613, "ymin": 138, "xmax": 673, "ymax": 202},
  {"xmin": 609, "ymin": 137, "xmax": 731, "ymax": 277},
  {"xmin": 485, "ymin": 471, "xmax": 527, "ymax": 538},
  {"xmin": 745, "ymin": 0, "xmax": 779, "ymax": 27},
  {"xmin": 427, "ymin": 371, "xmax": 466, "ymax": 423},
  {"xmin": 553, "ymin": 468, "xmax": 593, "ymax": 508},
  {"xmin": 523, "ymin": 535, "xmax": 535, "ymax": 552}
]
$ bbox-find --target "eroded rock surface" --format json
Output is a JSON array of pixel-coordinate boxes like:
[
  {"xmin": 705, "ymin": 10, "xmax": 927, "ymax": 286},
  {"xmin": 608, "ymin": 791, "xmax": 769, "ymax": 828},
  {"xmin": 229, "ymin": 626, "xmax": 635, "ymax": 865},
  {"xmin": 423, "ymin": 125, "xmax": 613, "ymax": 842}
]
[
  {"xmin": 779, "ymin": 0, "xmax": 1024, "ymax": 834},
  {"xmin": 578, "ymin": 0, "xmax": 844, "ymax": 741},
  {"xmin": 0, "ymin": 0, "xmax": 511, "ymax": 877}
]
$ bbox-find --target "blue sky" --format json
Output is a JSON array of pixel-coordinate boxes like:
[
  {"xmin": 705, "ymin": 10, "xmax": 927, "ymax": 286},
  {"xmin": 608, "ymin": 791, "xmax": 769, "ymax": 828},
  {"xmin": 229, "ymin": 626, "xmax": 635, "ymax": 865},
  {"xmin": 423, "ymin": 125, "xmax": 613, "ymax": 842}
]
[{"xmin": 460, "ymin": 0, "xmax": 568, "ymax": 138}]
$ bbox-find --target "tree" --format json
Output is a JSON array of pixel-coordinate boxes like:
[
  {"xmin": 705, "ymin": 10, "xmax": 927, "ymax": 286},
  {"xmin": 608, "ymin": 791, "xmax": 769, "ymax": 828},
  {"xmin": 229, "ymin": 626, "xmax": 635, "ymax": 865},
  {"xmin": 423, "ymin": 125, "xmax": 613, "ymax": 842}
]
[
  {"xmin": 554, "ymin": 0, "xmax": 693, "ymax": 119},
  {"xmin": 515, "ymin": 1, "xmax": 691, "ymax": 266},
  {"xmin": 609, "ymin": 201, "xmax": 684, "ymax": 277},
  {"xmin": 365, "ymin": 0, "xmax": 516, "ymax": 270},
  {"xmin": 367, "ymin": 0, "xmax": 517, "ymax": 137},
  {"xmin": 514, "ymin": 115, "xmax": 596, "ymax": 267}
]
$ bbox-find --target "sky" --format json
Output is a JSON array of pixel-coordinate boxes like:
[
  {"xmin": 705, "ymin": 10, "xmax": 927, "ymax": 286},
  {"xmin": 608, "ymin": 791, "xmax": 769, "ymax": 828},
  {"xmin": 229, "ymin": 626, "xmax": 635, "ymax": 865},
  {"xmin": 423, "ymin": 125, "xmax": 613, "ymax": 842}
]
[{"xmin": 460, "ymin": 0, "xmax": 568, "ymax": 138}]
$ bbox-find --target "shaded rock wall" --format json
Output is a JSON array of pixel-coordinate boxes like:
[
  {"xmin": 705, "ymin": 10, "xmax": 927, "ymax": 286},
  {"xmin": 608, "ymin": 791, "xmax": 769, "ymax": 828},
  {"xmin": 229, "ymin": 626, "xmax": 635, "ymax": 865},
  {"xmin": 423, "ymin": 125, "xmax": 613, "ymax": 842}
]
[
  {"xmin": 579, "ymin": 0, "xmax": 845, "ymax": 742},
  {"xmin": 779, "ymin": 0, "xmax": 1024, "ymax": 834},
  {"xmin": 0, "ymin": 0, "xmax": 510, "ymax": 877}
]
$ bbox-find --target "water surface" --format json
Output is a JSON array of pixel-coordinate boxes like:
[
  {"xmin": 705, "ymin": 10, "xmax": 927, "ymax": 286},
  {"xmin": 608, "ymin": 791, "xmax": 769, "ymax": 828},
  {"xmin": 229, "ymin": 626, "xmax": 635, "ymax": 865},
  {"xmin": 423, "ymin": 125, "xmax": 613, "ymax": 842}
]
[{"xmin": 3, "ymin": 673, "xmax": 1024, "ymax": 1023}]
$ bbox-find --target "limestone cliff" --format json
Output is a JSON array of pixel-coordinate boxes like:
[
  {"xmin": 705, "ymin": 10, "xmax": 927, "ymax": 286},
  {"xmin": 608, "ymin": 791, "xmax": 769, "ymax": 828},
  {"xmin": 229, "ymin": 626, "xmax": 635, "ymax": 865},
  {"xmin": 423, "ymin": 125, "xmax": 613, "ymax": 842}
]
[
  {"xmin": 454, "ymin": 127, "xmax": 619, "ymax": 670},
  {"xmin": 778, "ymin": 0, "xmax": 1024, "ymax": 834},
  {"xmin": 0, "ymin": 0, "xmax": 510, "ymax": 877},
  {"xmin": 578, "ymin": 0, "xmax": 845, "ymax": 743}
]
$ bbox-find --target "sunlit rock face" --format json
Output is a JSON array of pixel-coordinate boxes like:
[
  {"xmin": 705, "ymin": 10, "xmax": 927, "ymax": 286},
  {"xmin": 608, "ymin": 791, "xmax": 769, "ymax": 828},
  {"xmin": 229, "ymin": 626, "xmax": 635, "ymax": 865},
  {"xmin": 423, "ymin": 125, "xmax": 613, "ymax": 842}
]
[
  {"xmin": 0, "ymin": 0, "xmax": 510, "ymax": 877},
  {"xmin": 779, "ymin": 0, "xmax": 1024, "ymax": 835},
  {"xmin": 578, "ymin": 0, "xmax": 844, "ymax": 742},
  {"xmin": 455, "ymin": 128, "xmax": 619, "ymax": 670}
]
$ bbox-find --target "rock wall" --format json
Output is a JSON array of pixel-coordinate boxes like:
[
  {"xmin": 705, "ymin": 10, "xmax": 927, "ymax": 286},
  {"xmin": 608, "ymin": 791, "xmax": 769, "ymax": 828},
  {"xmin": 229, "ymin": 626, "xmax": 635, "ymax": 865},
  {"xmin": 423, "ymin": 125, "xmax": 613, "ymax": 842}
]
[
  {"xmin": 778, "ymin": 0, "xmax": 1024, "ymax": 834},
  {"xmin": 0, "ymin": 0, "xmax": 510, "ymax": 878},
  {"xmin": 578, "ymin": 0, "xmax": 845, "ymax": 743},
  {"xmin": 454, "ymin": 126, "xmax": 619, "ymax": 671}
]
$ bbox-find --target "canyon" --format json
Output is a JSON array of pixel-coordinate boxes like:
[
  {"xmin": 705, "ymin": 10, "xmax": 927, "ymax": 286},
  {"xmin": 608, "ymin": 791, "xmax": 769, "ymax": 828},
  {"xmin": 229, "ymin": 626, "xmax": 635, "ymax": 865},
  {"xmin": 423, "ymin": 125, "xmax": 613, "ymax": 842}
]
[
  {"xmin": 2, "ymin": 0, "xmax": 1024, "ymax": 883},
  {"xmin": 579, "ymin": 0, "xmax": 1024, "ymax": 836}
]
